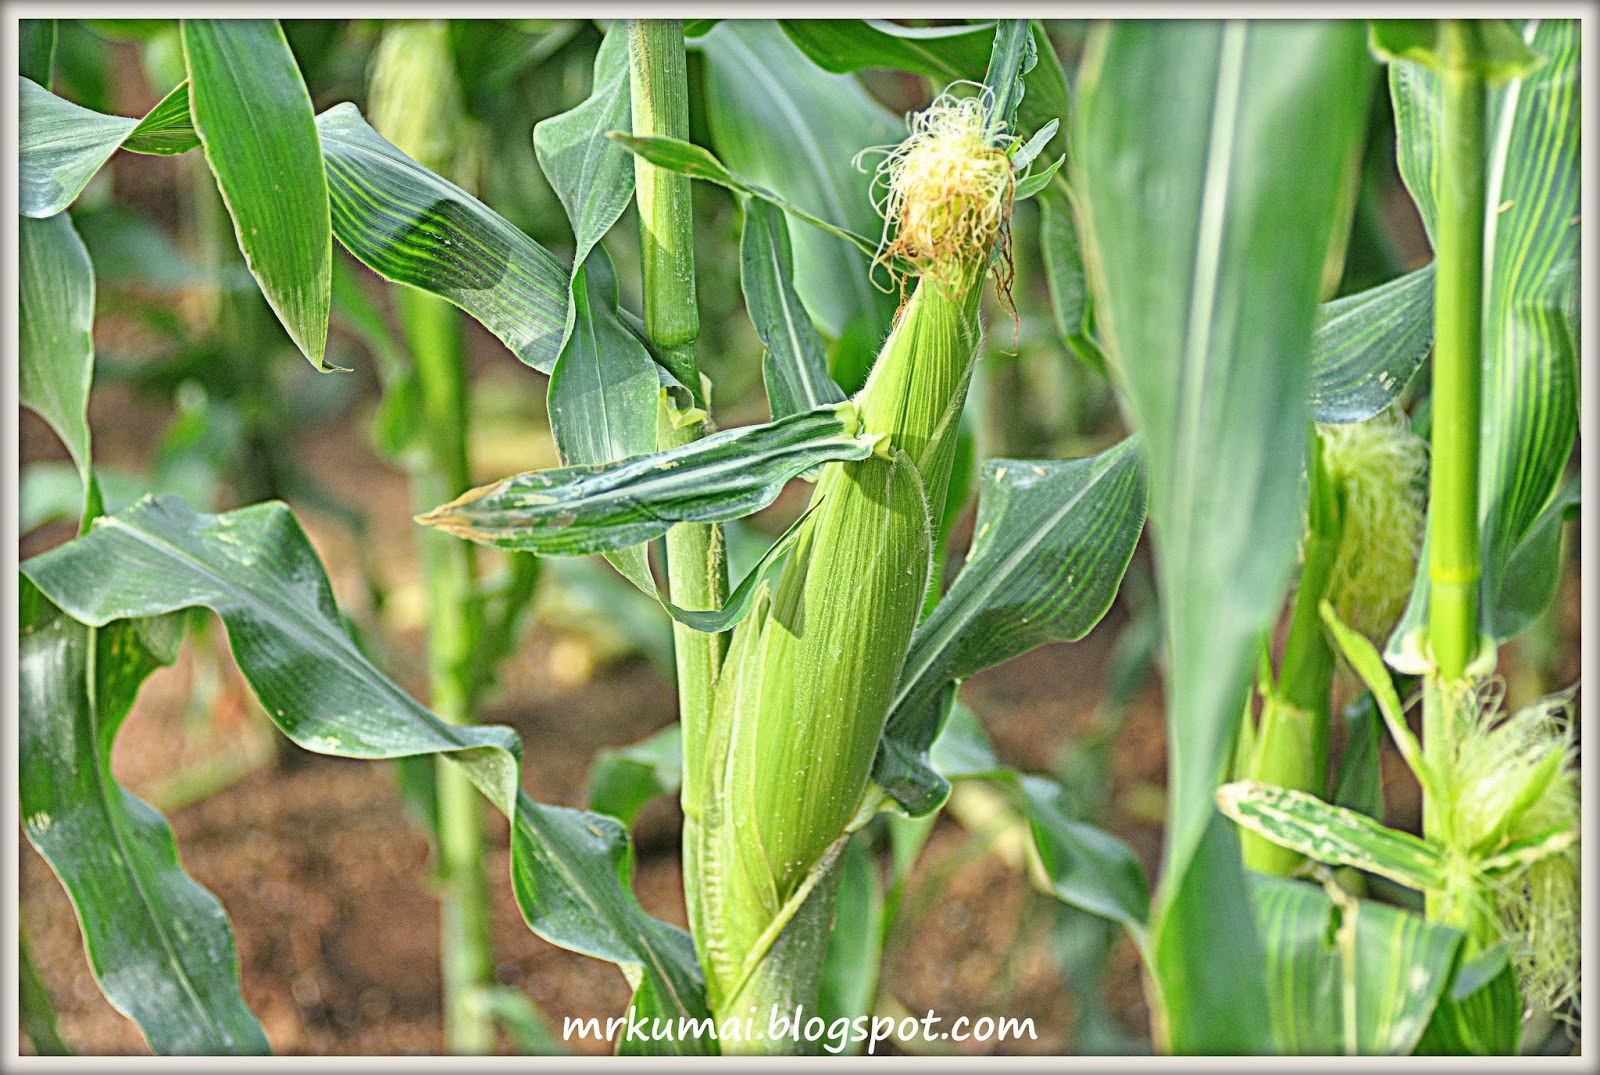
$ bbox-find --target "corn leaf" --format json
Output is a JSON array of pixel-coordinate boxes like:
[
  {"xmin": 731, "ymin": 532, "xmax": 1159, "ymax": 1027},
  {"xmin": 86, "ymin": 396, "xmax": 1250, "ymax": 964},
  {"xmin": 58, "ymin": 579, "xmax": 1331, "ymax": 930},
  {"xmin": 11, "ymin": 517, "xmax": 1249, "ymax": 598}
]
[
  {"xmin": 21, "ymin": 495, "xmax": 713, "ymax": 1053},
  {"xmin": 419, "ymin": 403, "xmax": 876, "ymax": 557},
  {"xmin": 1074, "ymin": 20, "xmax": 1375, "ymax": 1052},
  {"xmin": 19, "ymin": 214, "xmax": 96, "ymax": 509},
  {"xmin": 1218, "ymin": 782, "xmax": 1445, "ymax": 890},
  {"xmin": 19, "ymin": 580, "xmax": 269, "ymax": 1055},
  {"xmin": 1309, "ymin": 264, "xmax": 1435, "ymax": 423},
  {"xmin": 120, "ymin": 80, "xmax": 200, "ymax": 155},
  {"xmin": 778, "ymin": 19, "xmax": 997, "ymax": 81},
  {"xmin": 1387, "ymin": 19, "xmax": 1581, "ymax": 663},
  {"xmin": 1250, "ymin": 874, "xmax": 1462, "ymax": 1054},
  {"xmin": 695, "ymin": 21, "xmax": 899, "ymax": 344},
  {"xmin": 874, "ymin": 438, "xmax": 1147, "ymax": 815},
  {"xmin": 182, "ymin": 20, "xmax": 331, "ymax": 369},
  {"xmin": 20, "ymin": 18, "xmax": 55, "ymax": 84},
  {"xmin": 609, "ymin": 132, "xmax": 880, "ymax": 258},
  {"xmin": 1493, "ymin": 474, "xmax": 1580, "ymax": 639},
  {"xmin": 739, "ymin": 198, "xmax": 847, "ymax": 419},
  {"xmin": 1021, "ymin": 774, "xmax": 1151, "ymax": 935},
  {"xmin": 588, "ymin": 724, "xmax": 682, "ymax": 828},
  {"xmin": 317, "ymin": 103, "xmax": 571, "ymax": 373},
  {"xmin": 815, "ymin": 835, "xmax": 887, "ymax": 1048},
  {"xmin": 532, "ymin": 25, "xmax": 633, "ymax": 272}
]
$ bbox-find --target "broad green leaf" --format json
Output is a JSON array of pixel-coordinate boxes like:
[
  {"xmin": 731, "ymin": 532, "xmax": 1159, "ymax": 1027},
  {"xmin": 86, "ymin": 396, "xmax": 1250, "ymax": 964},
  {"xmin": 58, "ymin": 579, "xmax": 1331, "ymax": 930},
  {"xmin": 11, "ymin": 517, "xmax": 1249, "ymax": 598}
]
[
  {"xmin": 778, "ymin": 19, "xmax": 997, "ymax": 82},
  {"xmin": 1039, "ymin": 183, "xmax": 1106, "ymax": 375},
  {"xmin": 1250, "ymin": 873, "xmax": 1461, "ymax": 1054},
  {"xmin": 20, "ymin": 462, "xmax": 168, "ymax": 536},
  {"xmin": 1074, "ymin": 21, "xmax": 1375, "ymax": 1052},
  {"xmin": 532, "ymin": 24, "xmax": 633, "ymax": 272},
  {"xmin": 739, "ymin": 198, "xmax": 847, "ymax": 419},
  {"xmin": 18, "ymin": 77, "xmax": 197, "ymax": 218},
  {"xmin": 19, "ymin": 213, "xmax": 95, "ymax": 482},
  {"xmin": 927, "ymin": 695, "xmax": 1006, "ymax": 781},
  {"xmin": 19, "ymin": 77, "xmax": 134, "ymax": 217},
  {"xmin": 182, "ymin": 20, "xmax": 331, "ymax": 368},
  {"xmin": 317, "ymin": 104, "xmax": 573, "ymax": 372},
  {"xmin": 696, "ymin": 21, "xmax": 899, "ymax": 342},
  {"xmin": 21, "ymin": 496, "xmax": 713, "ymax": 1052},
  {"xmin": 1415, "ymin": 958, "xmax": 1521, "ymax": 1055},
  {"xmin": 419, "ymin": 402, "xmax": 876, "ymax": 557},
  {"xmin": 1218, "ymin": 782, "xmax": 1445, "ymax": 890},
  {"xmin": 588, "ymin": 723, "xmax": 682, "ymax": 828},
  {"xmin": 1021, "ymin": 774, "xmax": 1150, "ymax": 935},
  {"xmin": 20, "ymin": 580, "xmax": 270, "ymax": 1054},
  {"xmin": 874, "ymin": 438, "xmax": 1147, "ymax": 815},
  {"xmin": 1387, "ymin": 19, "xmax": 1581, "ymax": 663},
  {"xmin": 1309, "ymin": 264, "xmax": 1435, "ymax": 423},
  {"xmin": 20, "ymin": 19, "xmax": 56, "ymax": 86}
]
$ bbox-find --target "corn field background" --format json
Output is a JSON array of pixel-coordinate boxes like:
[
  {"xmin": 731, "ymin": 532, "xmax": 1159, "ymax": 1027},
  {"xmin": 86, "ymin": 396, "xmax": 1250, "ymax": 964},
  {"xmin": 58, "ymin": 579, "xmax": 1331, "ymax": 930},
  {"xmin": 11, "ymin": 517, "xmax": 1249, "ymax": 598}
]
[{"xmin": 10, "ymin": 15, "xmax": 1587, "ymax": 1059}]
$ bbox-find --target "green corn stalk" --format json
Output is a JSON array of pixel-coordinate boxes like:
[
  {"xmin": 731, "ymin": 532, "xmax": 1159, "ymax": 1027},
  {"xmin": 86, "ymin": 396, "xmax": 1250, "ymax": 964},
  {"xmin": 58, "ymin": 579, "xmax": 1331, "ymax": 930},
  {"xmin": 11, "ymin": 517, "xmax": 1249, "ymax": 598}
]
[
  {"xmin": 369, "ymin": 21, "xmax": 495, "ymax": 1055},
  {"xmin": 686, "ymin": 85, "xmax": 1012, "ymax": 1048}
]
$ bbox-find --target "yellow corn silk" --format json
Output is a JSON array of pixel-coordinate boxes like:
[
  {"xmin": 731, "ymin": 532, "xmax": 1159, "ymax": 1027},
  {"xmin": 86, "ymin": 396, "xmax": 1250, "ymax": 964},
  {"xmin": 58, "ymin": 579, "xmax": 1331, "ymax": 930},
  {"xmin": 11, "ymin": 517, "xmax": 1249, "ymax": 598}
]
[
  {"xmin": 686, "ymin": 93, "xmax": 1014, "ymax": 1035},
  {"xmin": 1431, "ymin": 678, "xmax": 1580, "ymax": 1016},
  {"xmin": 1316, "ymin": 407, "xmax": 1427, "ymax": 641}
]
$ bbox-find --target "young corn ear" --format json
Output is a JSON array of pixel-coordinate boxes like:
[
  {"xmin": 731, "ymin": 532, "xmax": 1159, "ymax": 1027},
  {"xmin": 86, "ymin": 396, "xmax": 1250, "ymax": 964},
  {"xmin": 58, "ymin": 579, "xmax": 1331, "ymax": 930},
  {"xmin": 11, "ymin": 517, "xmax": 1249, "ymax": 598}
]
[
  {"xmin": 688, "ymin": 92, "xmax": 1012, "ymax": 1035},
  {"xmin": 368, "ymin": 20, "xmax": 484, "ymax": 190}
]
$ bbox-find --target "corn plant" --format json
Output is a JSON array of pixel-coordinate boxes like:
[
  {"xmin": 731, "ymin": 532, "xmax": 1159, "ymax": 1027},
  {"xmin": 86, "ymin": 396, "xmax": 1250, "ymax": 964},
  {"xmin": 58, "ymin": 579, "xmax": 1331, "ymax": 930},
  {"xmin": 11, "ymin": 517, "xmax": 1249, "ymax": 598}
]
[{"xmin": 17, "ymin": 16, "xmax": 1580, "ymax": 1057}]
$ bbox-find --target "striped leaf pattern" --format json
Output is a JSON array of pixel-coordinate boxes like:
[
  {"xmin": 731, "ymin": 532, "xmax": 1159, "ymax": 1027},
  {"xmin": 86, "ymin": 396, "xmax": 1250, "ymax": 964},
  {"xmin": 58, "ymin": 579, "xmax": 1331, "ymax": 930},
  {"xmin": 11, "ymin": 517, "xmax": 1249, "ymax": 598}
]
[
  {"xmin": 1309, "ymin": 264, "xmax": 1435, "ymax": 424},
  {"xmin": 1387, "ymin": 19, "xmax": 1581, "ymax": 661},
  {"xmin": 1250, "ymin": 874, "xmax": 1462, "ymax": 1055},
  {"xmin": 417, "ymin": 402, "xmax": 877, "ymax": 557},
  {"xmin": 874, "ymin": 438, "xmax": 1147, "ymax": 815},
  {"xmin": 316, "ymin": 103, "xmax": 572, "ymax": 373},
  {"xmin": 1217, "ymin": 781, "xmax": 1446, "ymax": 891}
]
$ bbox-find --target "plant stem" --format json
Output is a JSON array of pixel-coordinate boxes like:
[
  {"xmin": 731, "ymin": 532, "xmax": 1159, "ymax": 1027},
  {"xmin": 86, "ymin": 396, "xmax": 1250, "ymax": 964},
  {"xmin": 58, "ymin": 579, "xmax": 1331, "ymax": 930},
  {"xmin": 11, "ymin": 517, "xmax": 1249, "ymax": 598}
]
[
  {"xmin": 399, "ymin": 285, "xmax": 495, "ymax": 1054},
  {"xmin": 1426, "ymin": 19, "xmax": 1487, "ymax": 685}
]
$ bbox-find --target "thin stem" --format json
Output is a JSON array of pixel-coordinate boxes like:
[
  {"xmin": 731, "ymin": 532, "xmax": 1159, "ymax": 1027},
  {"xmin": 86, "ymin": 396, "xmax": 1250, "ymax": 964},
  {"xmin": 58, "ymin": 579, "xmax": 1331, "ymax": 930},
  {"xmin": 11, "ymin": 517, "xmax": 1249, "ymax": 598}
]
[
  {"xmin": 1427, "ymin": 19, "xmax": 1487, "ymax": 685},
  {"xmin": 629, "ymin": 16, "xmax": 735, "ymax": 1027},
  {"xmin": 399, "ymin": 285, "xmax": 495, "ymax": 1054}
]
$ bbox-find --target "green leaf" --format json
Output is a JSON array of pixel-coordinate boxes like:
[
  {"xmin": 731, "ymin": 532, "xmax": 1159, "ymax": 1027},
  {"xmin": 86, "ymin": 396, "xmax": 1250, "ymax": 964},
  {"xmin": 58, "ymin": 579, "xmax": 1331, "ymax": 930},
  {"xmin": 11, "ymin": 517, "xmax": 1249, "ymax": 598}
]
[
  {"xmin": 1387, "ymin": 20, "xmax": 1581, "ymax": 663},
  {"xmin": 1021, "ymin": 774, "xmax": 1151, "ymax": 935},
  {"xmin": 874, "ymin": 439, "xmax": 1147, "ymax": 815},
  {"xmin": 1218, "ymin": 782, "xmax": 1445, "ymax": 891},
  {"xmin": 1013, "ymin": 154, "xmax": 1065, "ymax": 202},
  {"xmin": 695, "ymin": 21, "xmax": 900, "ymax": 341},
  {"xmin": 20, "ymin": 580, "xmax": 270, "ymax": 1054},
  {"xmin": 1321, "ymin": 602, "xmax": 1437, "ymax": 801},
  {"xmin": 587, "ymin": 724, "xmax": 682, "ymax": 828},
  {"xmin": 1074, "ymin": 21, "xmax": 1375, "ymax": 1052},
  {"xmin": 182, "ymin": 19, "xmax": 331, "ymax": 368},
  {"xmin": 1492, "ymin": 474, "xmax": 1579, "ymax": 639},
  {"xmin": 19, "ymin": 77, "xmax": 134, "ymax": 217},
  {"xmin": 609, "ymin": 132, "xmax": 881, "ymax": 258},
  {"xmin": 739, "ymin": 198, "xmax": 847, "ymax": 419},
  {"xmin": 815, "ymin": 833, "xmax": 887, "ymax": 1048},
  {"xmin": 778, "ymin": 19, "xmax": 997, "ymax": 81},
  {"xmin": 18, "ymin": 77, "xmax": 198, "ymax": 220},
  {"xmin": 927, "ymin": 696, "xmax": 1006, "ymax": 781},
  {"xmin": 532, "ymin": 24, "xmax": 634, "ymax": 272},
  {"xmin": 1369, "ymin": 19, "xmax": 1543, "ymax": 82},
  {"xmin": 318, "ymin": 104, "xmax": 573, "ymax": 373},
  {"xmin": 1039, "ymin": 183, "xmax": 1106, "ymax": 375},
  {"xmin": 121, "ymin": 80, "xmax": 200, "ymax": 155},
  {"xmin": 1250, "ymin": 873, "xmax": 1462, "ymax": 1054},
  {"xmin": 1415, "ymin": 957, "xmax": 1521, "ymax": 1054},
  {"xmin": 1330, "ymin": 691, "xmax": 1387, "ymax": 819},
  {"xmin": 981, "ymin": 19, "xmax": 1035, "ymax": 139},
  {"xmin": 20, "ymin": 19, "xmax": 57, "ymax": 86},
  {"xmin": 419, "ymin": 403, "xmax": 877, "ymax": 557},
  {"xmin": 21, "ymin": 496, "xmax": 713, "ymax": 1051},
  {"xmin": 19, "ymin": 213, "xmax": 95, "ymax": 483},
  {"xmin": 1309, "ymin": 264, "xmax": 1434, "ymax": 423}
]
